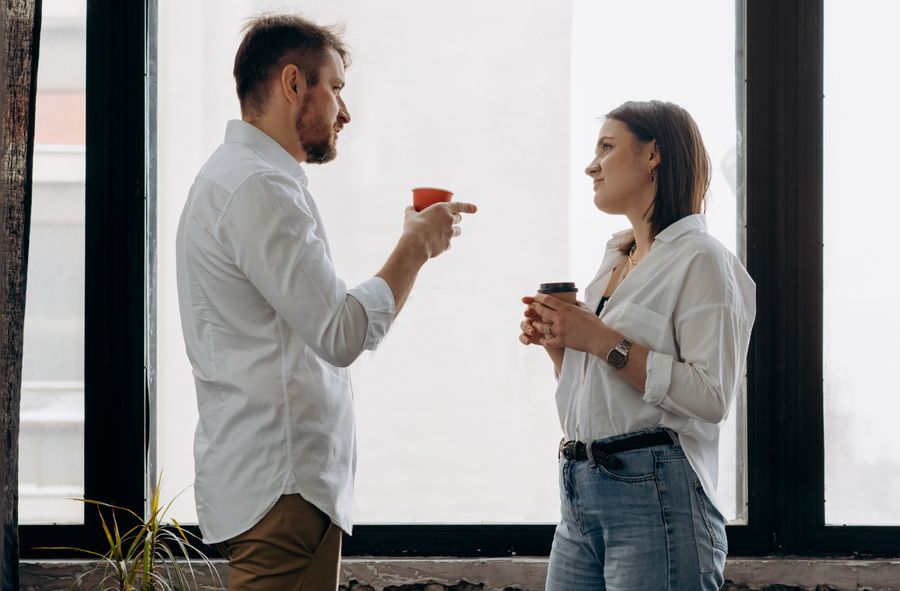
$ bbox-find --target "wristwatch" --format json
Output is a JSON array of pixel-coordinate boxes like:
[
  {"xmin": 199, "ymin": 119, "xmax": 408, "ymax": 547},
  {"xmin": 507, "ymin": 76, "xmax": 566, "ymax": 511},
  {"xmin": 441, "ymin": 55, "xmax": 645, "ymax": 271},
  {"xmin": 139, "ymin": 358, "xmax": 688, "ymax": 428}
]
[{"xmin": 606, "ymin": 338, "xmax": 633, "ymax": 369}]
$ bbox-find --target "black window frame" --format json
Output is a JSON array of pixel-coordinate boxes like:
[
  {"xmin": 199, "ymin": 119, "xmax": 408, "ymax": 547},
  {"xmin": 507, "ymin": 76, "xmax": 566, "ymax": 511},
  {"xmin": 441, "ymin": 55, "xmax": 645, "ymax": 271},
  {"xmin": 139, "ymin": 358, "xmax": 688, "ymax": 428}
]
[
  {"xmin": 21, "ymin": 0, "xmax": 900, "ymax": 560},
  {"xmin": 20, "ymin": 0, "xmax": 147, "ymax": 558}
]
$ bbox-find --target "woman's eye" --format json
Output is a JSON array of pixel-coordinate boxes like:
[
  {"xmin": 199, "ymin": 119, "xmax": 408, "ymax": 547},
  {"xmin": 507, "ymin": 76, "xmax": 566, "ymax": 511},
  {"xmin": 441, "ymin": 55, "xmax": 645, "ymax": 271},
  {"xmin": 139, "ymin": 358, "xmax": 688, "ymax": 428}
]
[{"xmin": 602, "ymin": 143, "xmax": 613, "ymax": 152}]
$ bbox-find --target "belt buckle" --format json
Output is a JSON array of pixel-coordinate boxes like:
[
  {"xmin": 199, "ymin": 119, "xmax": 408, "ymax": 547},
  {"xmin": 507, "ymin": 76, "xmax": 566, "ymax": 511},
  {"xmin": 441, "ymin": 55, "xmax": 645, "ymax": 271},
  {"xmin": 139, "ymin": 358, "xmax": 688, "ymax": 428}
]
[{"xmin": 562, "ymin": 441, "xmax": 576, "ymax": 461}]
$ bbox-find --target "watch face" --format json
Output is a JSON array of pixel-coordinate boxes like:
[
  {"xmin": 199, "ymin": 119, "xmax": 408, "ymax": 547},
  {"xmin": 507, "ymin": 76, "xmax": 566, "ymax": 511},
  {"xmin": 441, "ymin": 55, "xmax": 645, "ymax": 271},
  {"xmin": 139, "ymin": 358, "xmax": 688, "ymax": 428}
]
[{"xmin": 608, "ymin": 349, "xmax": 626, "ymax": 369}]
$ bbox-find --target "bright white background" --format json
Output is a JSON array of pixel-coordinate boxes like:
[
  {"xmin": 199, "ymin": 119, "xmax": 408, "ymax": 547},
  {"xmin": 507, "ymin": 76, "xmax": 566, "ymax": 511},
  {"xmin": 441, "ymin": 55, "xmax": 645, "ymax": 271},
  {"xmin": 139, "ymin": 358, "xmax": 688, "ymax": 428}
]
[
  {"xmin": 19, "ymin": 0, "xmax": 86, "ymax": 525},
  {"xmin": 19, "ymin": 0, "xmax": 900, "ymax": 532},
  {"xmin": 156, "ymin": 0, "xmax": 741, "ymax": 524},
  {"xmin": 823, "ymin": 0, "xmax": 900, "ymax": 525}
]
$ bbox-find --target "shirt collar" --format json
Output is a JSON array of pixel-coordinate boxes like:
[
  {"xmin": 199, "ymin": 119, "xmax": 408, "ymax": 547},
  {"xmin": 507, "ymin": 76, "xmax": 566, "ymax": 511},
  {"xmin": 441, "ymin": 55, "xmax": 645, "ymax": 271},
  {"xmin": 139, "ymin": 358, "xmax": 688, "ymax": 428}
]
[
  {"xmin": 604, "ymin": 213, "xmax": 708, "ymax": 252},
  {"xmin": 605, "ymin": 228, "xmax": 635, "ymax": 253},
  {"xmin": 224, "ymin": 119, "xmax": 308, "ymax": 187},
  {"xmin": 652, "ymin": 213, "xmax": 708, "ymax": 244}
]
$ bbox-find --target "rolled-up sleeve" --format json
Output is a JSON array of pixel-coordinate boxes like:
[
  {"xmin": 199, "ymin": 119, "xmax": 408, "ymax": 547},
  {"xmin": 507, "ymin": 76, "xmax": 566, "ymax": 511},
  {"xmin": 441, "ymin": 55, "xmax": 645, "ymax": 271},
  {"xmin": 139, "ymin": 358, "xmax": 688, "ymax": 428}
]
[
  {"xmin": 642, "ymin": 305, "xmax": 752, "ymax": 423},
  {"xmin": 348, "ymin": 276, "xmax": 395, "ymax": 351},
  {"xmin": 217, "ymin": 171, "xmax": 395, "ymax": 367},
  {"xmin": 640, "ymin": 248, "xmax": 755, "ymax": 424},
  {"xmin": 644, "ymin": 350, "xmax": 674, "ymax": 405}
]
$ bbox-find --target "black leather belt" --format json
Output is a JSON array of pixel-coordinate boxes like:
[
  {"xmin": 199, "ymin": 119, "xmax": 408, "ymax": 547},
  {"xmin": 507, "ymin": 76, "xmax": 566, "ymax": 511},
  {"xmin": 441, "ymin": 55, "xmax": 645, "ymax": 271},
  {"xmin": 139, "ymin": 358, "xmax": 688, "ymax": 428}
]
[{"xmin": 559, "ymin": 431, "xmax": 675, "ymax": 469}]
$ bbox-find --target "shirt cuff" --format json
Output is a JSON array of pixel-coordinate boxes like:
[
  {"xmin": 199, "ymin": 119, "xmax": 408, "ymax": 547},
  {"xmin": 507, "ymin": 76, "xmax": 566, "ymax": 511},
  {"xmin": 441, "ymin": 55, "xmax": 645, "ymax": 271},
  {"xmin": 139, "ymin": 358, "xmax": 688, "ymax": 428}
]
[
  {"xmin": 643, "ymin": 350, "xmax": 674, "ymax": 406},
  {"xmin": 348, "ymin": 276, "xmax": 396, "ymax": 351}
]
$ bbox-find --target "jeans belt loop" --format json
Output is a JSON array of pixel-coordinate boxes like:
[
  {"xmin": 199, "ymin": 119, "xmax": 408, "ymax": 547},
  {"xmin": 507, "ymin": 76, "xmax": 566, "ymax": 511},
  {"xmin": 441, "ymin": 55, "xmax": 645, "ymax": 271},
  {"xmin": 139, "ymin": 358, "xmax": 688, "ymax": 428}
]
[{"xmin": 665, "ymin": 428, "xmax": 680, "ymax": 447}]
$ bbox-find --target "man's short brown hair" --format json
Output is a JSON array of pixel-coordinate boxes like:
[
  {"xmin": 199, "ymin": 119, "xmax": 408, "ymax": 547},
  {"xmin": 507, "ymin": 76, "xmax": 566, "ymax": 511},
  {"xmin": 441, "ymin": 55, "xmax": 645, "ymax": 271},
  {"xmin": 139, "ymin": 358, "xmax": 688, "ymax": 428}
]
[{"xmin": 233, "ymin": 14, "xmax": 350, "ymax": 118}]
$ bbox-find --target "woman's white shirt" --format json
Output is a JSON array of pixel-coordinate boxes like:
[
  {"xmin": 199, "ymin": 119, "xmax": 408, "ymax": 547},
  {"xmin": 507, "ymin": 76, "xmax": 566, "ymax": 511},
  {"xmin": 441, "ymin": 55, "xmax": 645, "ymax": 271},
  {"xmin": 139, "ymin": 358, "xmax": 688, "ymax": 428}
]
[{"xmin": 556, "ymin": 214, "xmax": 756, "ymax": 512}]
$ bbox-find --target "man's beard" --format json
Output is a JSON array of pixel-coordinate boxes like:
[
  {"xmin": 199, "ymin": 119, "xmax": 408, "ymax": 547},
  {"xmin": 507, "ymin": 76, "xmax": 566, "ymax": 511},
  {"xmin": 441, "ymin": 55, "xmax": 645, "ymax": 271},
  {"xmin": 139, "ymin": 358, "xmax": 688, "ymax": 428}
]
[{"xmin": 296, "ymin": 97, "xmax": 337, "ymax": 164}]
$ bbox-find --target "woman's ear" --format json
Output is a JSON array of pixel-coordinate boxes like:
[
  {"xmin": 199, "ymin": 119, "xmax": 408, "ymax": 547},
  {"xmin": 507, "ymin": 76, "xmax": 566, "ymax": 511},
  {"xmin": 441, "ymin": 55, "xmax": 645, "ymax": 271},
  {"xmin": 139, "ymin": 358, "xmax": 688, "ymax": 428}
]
[{"xmin": 648, "ymin": 139, "xmax": 661, "ymax": 168}]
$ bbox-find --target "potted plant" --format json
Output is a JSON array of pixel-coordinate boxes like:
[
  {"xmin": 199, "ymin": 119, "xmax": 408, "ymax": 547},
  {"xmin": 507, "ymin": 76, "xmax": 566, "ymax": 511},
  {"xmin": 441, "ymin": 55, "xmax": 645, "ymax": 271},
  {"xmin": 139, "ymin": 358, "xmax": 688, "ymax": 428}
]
[{"xmin": 41, "ymin": 476, "xmax": 222, "ymax": 590}]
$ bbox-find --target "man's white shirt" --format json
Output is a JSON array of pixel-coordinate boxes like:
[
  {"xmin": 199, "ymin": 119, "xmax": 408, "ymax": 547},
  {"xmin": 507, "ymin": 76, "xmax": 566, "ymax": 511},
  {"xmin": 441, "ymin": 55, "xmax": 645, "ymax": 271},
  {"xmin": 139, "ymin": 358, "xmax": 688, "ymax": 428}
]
[
  {"xmin": 176, "ymin": 119, "xmax": 395, "ymax": 543},
  {"xmin": 555, "ymin": 214, "xmax": 756, "ymax": 513}
]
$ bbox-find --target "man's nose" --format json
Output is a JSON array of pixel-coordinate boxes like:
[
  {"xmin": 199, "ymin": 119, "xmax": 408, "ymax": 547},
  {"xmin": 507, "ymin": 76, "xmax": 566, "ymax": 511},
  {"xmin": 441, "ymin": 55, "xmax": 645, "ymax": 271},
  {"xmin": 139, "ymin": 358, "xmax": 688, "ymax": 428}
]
[{"xmin": 338, "ymin": 98, "xmax": 351, "ymax": 126}]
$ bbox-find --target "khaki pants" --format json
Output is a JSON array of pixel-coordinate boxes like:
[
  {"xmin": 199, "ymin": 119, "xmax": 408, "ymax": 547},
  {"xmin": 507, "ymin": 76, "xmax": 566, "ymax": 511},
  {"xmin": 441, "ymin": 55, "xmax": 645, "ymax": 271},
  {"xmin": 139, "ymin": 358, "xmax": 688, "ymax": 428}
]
[{"xmin": 216, "ymin": 494, "xmax": 342, "ymax": 591}]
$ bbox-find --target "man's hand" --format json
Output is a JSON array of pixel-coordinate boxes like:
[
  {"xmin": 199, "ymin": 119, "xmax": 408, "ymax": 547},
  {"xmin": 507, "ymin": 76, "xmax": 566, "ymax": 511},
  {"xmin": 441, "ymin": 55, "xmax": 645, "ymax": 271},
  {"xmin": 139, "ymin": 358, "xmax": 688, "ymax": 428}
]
[
  {"xmin": 377, "ymin": 200, "xmax": 477, "ymax": 317},
  {"xmin": 402, "ymin": 202, "xmax": 477, "ymax": 259}
]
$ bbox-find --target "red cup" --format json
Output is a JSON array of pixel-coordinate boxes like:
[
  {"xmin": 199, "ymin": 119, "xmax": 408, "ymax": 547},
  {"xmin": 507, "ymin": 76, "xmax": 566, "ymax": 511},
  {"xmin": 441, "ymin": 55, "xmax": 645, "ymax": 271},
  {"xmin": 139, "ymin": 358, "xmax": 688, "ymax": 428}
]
[{"xmin": 412, "ymin": 187, "xmax": 453, "ymax": 212}]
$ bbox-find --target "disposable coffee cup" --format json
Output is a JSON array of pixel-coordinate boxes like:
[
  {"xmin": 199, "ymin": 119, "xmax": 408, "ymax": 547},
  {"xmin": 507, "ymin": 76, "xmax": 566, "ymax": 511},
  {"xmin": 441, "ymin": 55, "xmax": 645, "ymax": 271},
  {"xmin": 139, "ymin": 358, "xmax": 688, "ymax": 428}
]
[
  {"xmin": 538, "ymin": 282, "xmax": 578, "ymax": 304},
  {"xmin": 412, "ymin": 187, "xmax": 453, "ymax": 212}
]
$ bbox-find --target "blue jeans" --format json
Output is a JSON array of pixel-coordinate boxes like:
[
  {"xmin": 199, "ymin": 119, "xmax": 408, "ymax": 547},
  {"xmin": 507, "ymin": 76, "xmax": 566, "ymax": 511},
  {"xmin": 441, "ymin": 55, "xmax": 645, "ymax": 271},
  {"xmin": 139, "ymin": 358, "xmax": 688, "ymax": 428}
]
[{"xmin": 546, "ymin": 429, "xmax": 727, "ymax": 590}]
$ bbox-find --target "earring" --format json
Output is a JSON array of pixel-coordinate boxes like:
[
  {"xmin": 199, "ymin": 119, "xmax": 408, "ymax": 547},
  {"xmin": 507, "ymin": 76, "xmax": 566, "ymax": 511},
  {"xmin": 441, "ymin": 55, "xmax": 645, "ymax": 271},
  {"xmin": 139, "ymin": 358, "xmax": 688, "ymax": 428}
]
[{"xmin": 649, "ymin": 168, "xmax": 656, "ymax": 182}]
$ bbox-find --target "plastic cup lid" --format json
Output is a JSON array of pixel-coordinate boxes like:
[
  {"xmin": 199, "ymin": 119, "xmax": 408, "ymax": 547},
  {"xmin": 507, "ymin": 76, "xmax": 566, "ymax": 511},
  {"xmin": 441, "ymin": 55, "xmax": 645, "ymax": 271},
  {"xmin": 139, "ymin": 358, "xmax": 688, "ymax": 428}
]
[{"xmin": 538, "ymin": 282, "xmax": 578, "ymax": 293}]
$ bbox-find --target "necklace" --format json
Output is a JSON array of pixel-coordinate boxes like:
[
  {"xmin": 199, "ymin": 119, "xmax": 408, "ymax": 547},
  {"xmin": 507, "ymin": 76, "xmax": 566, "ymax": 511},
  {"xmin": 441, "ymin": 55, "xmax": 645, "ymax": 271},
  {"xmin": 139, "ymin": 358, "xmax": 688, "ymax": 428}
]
[{"xmin": 621, "ymin": 243, "xmax": 638, "ymax": 279}]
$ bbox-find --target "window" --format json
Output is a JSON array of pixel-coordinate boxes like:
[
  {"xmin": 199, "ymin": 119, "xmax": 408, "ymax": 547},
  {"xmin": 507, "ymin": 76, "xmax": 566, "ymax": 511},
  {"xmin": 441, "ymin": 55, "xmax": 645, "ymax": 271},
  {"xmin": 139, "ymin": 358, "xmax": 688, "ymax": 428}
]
[
  {"xmin": 19, "ymin": 0, "xmax": 87, "ymax": 526},
  {"xmin": 823, "ymin": 0, "xmax": 900, "ymax": 526},
  {"xmin": 20, "ymin": 0, "xmax": 146, "ymax": 557},
  {"xmin": 22, "ymin": 0, "xmax": 900, "ymax": 559},
  {"xmin": 154, "ymin": 0, "xmax": 743, "ymax": 528}
]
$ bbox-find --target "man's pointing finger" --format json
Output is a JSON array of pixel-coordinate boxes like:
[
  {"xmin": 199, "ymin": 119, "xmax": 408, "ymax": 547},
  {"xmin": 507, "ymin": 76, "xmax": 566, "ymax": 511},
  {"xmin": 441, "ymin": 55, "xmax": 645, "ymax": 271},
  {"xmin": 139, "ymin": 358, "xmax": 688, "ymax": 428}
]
[{"xmin": 449, "ymin": 202, "xmax": 477, "ymax": 215}]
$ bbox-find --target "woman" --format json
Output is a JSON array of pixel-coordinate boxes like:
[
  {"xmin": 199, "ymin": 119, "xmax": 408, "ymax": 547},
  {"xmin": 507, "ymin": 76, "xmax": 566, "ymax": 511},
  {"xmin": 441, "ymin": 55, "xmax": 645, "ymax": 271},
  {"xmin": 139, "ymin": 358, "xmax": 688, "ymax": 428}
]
[{"xmin": 520, "ymin": 100, "xmax": 755, "ymax": 590}]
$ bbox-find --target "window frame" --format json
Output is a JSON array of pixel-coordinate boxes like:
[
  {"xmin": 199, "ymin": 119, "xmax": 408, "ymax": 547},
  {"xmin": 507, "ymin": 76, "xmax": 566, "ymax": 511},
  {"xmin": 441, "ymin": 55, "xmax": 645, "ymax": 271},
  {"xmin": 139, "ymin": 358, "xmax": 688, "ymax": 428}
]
[
  {"xmin": 21, "ymin": 0, "xmax": 900, "ymax": 559},
  {"xmin": 744, "ymin": 0, "xmax": 900, "ymax": 557},
  {"xmin": 20, "ymin": 0, "xmax": 147, "ymax": 558}
]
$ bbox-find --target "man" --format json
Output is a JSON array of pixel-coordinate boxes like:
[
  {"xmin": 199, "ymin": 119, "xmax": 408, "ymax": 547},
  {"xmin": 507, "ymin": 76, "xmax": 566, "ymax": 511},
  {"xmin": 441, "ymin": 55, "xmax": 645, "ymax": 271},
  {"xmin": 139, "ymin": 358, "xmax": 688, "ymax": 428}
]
[{"xmin": 175, "ymin": 13, "xmax": 476, "ymax": 590}]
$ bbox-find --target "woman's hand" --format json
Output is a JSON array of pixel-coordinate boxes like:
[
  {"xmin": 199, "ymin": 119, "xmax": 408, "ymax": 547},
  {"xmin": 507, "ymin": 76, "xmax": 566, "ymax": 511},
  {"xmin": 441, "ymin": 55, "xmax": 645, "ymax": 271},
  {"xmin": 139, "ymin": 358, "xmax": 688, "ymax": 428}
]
[
  {"xmin": 519, "ymin": 297, "xmax": 559, "ymax": 347},
  {"xmin": 520, "ymin": 296, "xmax": 567, "ymax": 378},
  {"xmin": 528, "ymin": 293, "xmax": 615, "ymax": 353}
]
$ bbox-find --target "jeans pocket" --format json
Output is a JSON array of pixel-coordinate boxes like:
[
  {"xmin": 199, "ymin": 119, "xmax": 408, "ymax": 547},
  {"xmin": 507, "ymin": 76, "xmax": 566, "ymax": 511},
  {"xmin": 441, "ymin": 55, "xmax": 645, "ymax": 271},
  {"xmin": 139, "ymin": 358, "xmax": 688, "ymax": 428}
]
[
  {"xmin": 593, "ymin": 449, "xmax": 656, "ymax": 483},
  {"xmin": 690, "ymin": 479, "xmax": 725, "ymax": 574},
  {"xmin": 595, "ymin": 462, "xmax": 656, "ymax": 483}
]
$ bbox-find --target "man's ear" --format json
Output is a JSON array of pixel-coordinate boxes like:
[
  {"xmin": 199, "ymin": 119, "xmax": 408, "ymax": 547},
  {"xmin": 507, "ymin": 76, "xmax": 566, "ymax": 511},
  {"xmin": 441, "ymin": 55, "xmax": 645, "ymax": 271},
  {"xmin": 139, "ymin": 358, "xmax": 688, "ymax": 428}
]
[{"xmin": 280, "ymin": 64, "xmax": 305, "ymax": 106}]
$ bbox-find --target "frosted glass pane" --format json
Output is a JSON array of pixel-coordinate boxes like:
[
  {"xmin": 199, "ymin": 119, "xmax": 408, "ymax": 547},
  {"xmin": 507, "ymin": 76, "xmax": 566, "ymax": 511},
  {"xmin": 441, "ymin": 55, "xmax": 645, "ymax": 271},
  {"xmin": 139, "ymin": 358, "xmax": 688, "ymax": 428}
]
[
  {"xmin": 19, "ymin": 0, "xmax": 87, "ymax": 526},
  {"xmin": 823, "ymin": 0, "xmax": 900, "ymax": 526},
  {"xmin": 156, "ymin": 0, "xmax": 740, "ymax": 524}
]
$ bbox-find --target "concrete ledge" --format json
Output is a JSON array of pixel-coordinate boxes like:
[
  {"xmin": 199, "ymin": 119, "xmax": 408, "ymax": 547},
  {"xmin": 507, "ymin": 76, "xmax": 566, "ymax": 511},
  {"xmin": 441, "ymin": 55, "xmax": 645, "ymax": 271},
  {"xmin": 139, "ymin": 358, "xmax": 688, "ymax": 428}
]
[
  {"xmin": 342, "ymin": 558, "xmax": 547, "ymax": 589},
  {"xmin": 724, "ymin": 559, "xmax": 900, "ymax": 590},
  {"xmin": 20, "ymin": 558, "xmax": 900, "ymax": 590}
]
